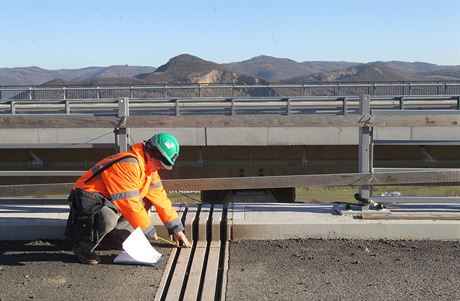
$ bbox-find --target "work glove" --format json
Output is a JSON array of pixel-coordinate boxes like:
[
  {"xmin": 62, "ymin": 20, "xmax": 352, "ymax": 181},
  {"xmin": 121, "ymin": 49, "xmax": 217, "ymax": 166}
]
[{"xmin": 143, "ymin": 225, "xmax": 158, "ymax": 241}]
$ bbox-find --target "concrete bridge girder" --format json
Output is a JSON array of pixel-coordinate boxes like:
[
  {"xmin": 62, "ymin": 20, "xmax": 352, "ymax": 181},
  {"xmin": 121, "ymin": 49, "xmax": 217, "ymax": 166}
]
[{"xmin": 1, "ymin": 127, "xmax": 459, "ymax": 147}]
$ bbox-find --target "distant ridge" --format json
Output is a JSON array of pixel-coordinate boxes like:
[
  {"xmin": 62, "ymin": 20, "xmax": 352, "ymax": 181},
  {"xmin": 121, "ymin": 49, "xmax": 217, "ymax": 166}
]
[
  {"xmin": 224, "ymin": 55, "xmax": 359, "ymax": 82},
  {"xmin": 2, "ymin": 54, "xmax": 459, "ymax": 86},
  {"xmin": 1, "ymin": 65, "xmax": 156, "ymax": 86},
  {"xmin": 284, "ymin": 63, "xmax": 422, "ymax": 83},
  {"xmin": 135, "ymin": 54, "xmax": 267, "ymax": 84}
]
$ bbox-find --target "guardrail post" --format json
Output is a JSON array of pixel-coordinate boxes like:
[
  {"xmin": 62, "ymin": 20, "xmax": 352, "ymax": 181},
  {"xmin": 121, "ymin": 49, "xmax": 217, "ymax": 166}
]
[
  {"xmin": 10, "ymin": 101, "xmax": 15, "ymax": 114},
  {"xmin": 399, "ymin": 97, "xmax": 405, "ymax": 110},
  {"xmin": 358, "ymin": 94, "xmax": 372, "ymax": 200},
  {"xmin": 65, "ymin": 101, "xmax": 70, "ymax": 114},
  {"xmin": 198, "ymin": 84, "xmax": 202, "ymax": 97},
  {"xmin": 457, "ymin": 96, "xmax": 460, "ymax": 110},
  {"xmin": 342, "ymin": 97, "xmax": 347, "ymax": 115},
  {"xmin": 62, "ymin": 87, "xmax": 66, "ymax": 100},
  {"xmin": 116, "ymin": 97, "xmax": 130, "ymax": 152},
  {"xmin": 28, "ymin": 87, "xmax": 33, "ymax": 100},
  {"xmin": 285, "ymin": 98, "xmax": 291, "ymax": 115},
  {"xmin": 96, "ymin": 87, "xmax": 100, "ymax": 99},
  {"xmin": 175, "ymin": 99, "xmax": 180, "ymax": 116}
]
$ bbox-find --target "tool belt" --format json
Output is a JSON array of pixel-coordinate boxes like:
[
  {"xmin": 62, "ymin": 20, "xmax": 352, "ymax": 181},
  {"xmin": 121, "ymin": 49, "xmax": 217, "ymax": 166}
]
[{"xmin": 64, "ymin": 188, "xmax": 118, "ymax": 243}]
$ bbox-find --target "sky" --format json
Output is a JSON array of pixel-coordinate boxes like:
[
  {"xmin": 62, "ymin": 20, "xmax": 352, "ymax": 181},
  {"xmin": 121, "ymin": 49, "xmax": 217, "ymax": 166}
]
[{"xmin": 1, "ymin": 0, "xmax": 459, "ymax": 69}]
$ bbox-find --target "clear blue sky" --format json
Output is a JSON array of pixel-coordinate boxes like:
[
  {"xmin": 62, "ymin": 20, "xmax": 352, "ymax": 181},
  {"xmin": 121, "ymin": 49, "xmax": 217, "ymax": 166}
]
[{"xmin": 1, "ymin": 0, "xmax": 459, "ymax": 69}]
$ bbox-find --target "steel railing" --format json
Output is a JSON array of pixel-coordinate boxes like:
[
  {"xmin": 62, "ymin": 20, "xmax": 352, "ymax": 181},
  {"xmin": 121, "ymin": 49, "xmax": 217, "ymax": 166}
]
[
  {"xmin": 0, "ymin": 95, "xmax": 459, "ymax": 206},
  {"xmin": 1, "ymin": 95, "xmax": 459, "ymax": 116},
  {"xmin": 1, "ymin": 81, "xmax": 460, "ymax": 100}
]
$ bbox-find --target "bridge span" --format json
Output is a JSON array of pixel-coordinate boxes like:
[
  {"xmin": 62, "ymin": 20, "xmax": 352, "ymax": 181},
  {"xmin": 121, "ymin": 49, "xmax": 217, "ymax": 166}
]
[{"xmin": 0, "ymin": 91, "xmax": 459, "ymax": 204}]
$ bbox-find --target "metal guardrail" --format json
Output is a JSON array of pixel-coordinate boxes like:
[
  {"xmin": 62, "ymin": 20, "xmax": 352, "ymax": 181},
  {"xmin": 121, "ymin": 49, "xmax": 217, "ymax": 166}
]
[
  {"xmin": 1, "ymin": 95, "xmax": 459, "ymax": 116},
  {"xmin": 1, "ymin": 82, "xmax": 460, "ymax": 100},
  {"xmin": 0, "ymin": 94, "xmax": 458, "ymax": 205}
]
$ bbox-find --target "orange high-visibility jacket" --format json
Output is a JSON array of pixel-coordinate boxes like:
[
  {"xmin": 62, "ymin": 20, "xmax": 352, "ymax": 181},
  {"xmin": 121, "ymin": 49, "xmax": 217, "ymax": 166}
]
[{"xmin": 73, "ymin": 143, "xmax": 182, "ymax": 232}]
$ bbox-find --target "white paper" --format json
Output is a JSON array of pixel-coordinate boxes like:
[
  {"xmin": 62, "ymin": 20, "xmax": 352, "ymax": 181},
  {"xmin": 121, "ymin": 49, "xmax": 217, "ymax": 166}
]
[{"xmin": 113, "ymin": 227, "xmax": 162, "ymax": 266}]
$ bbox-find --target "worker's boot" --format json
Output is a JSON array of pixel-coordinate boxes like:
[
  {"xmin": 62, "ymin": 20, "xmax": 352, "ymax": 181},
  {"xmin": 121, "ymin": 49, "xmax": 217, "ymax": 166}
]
[{"xmin": 72, "ymin": 244, "xmax": 101, "ymax": 265}]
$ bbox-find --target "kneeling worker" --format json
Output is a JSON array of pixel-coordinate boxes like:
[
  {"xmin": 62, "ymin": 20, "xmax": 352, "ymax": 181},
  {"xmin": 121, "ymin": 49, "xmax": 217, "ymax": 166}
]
[{"xmin": 65, "ymin": 133, "xmax": 191, "ymax": 264}]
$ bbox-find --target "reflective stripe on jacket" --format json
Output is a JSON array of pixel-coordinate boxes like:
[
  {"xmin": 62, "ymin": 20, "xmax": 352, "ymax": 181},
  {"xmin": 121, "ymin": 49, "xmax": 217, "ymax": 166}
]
[{"xmin": 73, "ymin": 143, "xmax": 181, "ymax": 232}]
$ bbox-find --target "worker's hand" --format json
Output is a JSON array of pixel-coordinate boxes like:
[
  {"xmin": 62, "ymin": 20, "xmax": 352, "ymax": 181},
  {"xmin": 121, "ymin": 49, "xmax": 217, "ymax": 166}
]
[{"xmin": 173, "ymin": 231, "xmax": 191, "ymax": 248}]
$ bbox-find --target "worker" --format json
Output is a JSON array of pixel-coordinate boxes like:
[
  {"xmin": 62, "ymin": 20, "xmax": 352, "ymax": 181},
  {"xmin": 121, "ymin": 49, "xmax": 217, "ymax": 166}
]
[{"xmin": 65, "ymin": 133, "xmax": 191, "ymax": 264}]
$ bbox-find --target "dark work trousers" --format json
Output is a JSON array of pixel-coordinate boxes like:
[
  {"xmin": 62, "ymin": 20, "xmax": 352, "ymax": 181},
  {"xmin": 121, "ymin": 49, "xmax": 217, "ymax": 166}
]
[
  {"xmin": 77, "ymin": 206, "xmax": 134, "ymax": 254},
  {"xmin": 65, "ymin": 189, "xmax": 136, "ymax": 255}
]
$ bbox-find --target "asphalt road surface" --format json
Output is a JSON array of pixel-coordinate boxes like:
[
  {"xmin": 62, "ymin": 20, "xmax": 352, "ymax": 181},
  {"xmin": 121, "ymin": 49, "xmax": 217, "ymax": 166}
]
[
  {"xmin": 0, "ymin": 240, "xmax": 171, "ymax": 301},
  {"xmin": 3, "ymin": 239, "xmax": 460, "ymax": 300},
  {"xmin": 226, "ymin": 239, "xmax": 460, "ymax": 301}
]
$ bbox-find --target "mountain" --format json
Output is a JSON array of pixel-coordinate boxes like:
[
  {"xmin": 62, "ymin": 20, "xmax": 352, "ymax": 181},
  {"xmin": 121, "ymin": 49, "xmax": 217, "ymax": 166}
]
[
  {"xmin": 301, "ymin": 61, "xmax": 360, "ymax": 74},
  {"xmin": 284, "ymin": 64, "xmax": 422, "ymax": 83},
  {"xmin": 370, "ymin": 61, "xmax": 440, "ymax": 74},
  {"xmin": 135, "ymin": 54, "xmax": 267, "ymax": 84},
  {"xmin": 223, "ymin": 55, "xmax": 314, "ymax": 82},
  {"xmin": 1, "ymin": 65, "xmax": 156, "ymax": 86},
  {"xmin": 223, "ymin": 55, "xmax": 360, "ymax": 82},
  {"xmin": 42, "ymin": 77, "xmax": 146, "ymax": 86},
  {"xmin": 2, "ymin": 55, "xmax": 460, "ymax": 86},
  {"xmin": 418, "ymin": 66, "xmax": 460, "ymax": 79}
]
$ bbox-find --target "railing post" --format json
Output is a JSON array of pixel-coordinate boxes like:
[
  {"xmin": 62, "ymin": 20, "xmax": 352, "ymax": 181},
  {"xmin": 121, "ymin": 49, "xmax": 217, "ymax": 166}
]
[
  {"xmin": 96, "ymin": 87, "xmax": 100, "ymax": 99},
  {"xmin": 116, "ymin": 97, "xmax": 130, "ymax": 152},
  {"xmin": 457, "ymin": 96, "xmax": 460, "ymax": 110},
  {"xmin": 28, "ymin": 87, "xmax": 33, "ymax": 100},
  {"xmin": 358, "ymin": 94, "xmax": 372, "ymax": 201},
  {"xmin": 175, "ymin": 99, "xmax": 180, "ymax": 116},
  {"xmin": 285, "ymin": 98, "xmax": 291, "ymax": 115},
  {"xmin": 399, "ymin": 97, "xmax": 405, "ymax": 110},
  {"xmin": 342, "ymin": 97, "xmax": 347, "ymax": 115},
  {"xmin": 65, "ymin": 101, "xmax": 70, "ymax": 114},
  {"xmin": 198, "ymin": 84, "xmax": 202, "ymax": 97},
  {"xmin": 130, "ymin": 86, "xmax": 134, "ymax": 98},
  {"xmin": 63, "ymin": 87, "xmax": 66, "ymax": 100}
]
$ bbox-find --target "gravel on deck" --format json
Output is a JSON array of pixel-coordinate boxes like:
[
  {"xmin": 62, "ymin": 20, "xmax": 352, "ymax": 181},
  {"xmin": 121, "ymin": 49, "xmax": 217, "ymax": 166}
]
[
  {"xmin": 0, "ymin": 240, "xmax": 171, "ymax": 301},
  {"xmin": 226, "ymin": 239, "xmax": 460, "ymax": 301}
]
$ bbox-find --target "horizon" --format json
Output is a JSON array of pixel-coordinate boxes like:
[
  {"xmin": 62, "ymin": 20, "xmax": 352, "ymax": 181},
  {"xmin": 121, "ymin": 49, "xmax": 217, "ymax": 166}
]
[
  {"xmin": 3, "ymin": 54, "xmax": 460, "ymax": 70},
  {"xmin": 1, "ymin": 0, "xmax": 460, "ymax": 69}
]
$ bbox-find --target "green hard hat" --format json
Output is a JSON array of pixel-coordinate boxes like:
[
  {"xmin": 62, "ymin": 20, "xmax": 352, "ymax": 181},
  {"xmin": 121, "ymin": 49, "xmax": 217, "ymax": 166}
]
[{"xmin": 147, "ymin": 133, "xmax": 180, "ymax": 169}]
